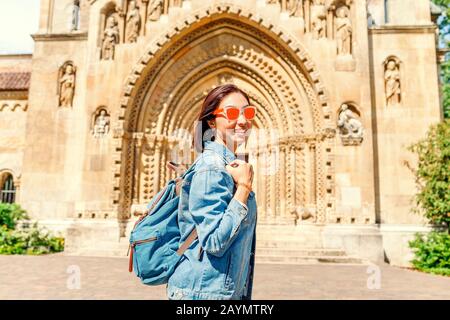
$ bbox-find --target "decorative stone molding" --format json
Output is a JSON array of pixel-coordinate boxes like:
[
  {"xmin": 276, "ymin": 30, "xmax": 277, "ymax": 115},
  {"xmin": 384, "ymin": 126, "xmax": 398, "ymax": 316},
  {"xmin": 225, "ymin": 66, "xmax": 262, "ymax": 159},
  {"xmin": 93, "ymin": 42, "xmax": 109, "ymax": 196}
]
[
  {"xmin": 0, "ymin": 101, "xmax": 28, "ymax": 112},
  {"xmin": 369, "ymin": 25, "xmax": 437, "ymax": 35},
  {"xmin": 31, "ymin": 32, "xmax": 88, "ymax": 42}
]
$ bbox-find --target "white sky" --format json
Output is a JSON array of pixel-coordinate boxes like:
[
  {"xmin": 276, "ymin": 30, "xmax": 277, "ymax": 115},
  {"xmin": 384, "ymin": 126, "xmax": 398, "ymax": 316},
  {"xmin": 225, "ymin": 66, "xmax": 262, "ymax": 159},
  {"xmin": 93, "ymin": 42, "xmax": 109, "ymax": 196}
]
[{"xmin": 0, "ymin": 0, "xmax": 40, "ymax": 54}]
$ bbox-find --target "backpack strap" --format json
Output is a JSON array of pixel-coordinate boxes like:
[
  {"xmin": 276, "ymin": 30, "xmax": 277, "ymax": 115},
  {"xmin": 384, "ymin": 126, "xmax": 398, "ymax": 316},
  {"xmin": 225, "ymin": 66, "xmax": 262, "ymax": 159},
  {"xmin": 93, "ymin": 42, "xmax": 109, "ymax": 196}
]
[
  {"xmin": 176, "ymin": 227, "xmax": 197, "ymax": 256},
  {"xmin": 175, "ymin": 157, "xmax": 201, "ymax": 256}
]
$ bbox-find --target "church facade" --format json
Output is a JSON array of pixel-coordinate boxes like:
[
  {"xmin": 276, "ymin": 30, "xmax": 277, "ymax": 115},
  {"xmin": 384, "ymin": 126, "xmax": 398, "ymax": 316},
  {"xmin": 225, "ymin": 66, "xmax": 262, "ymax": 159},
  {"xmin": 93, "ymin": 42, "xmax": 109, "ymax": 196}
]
[{"xmin": 0, "ymin": 0, "xmax": 443, "ymax": 266}]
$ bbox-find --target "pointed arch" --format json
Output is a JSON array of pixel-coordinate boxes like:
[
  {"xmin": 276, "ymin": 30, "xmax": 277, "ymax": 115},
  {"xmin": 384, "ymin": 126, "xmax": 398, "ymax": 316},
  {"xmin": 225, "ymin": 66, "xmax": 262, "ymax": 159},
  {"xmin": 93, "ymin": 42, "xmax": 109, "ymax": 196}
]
[{"xmin": 111, "ymin": 5, "xmax": 336, "ymax": 225}]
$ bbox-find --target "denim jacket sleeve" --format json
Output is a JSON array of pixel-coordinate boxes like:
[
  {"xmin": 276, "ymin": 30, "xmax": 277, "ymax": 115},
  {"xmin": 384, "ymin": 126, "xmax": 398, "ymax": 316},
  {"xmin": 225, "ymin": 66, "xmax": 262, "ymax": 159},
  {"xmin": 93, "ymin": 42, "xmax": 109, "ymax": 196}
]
[{"xmin": 188, "ymin": 168, "xmax": 248, "ymax": 257}]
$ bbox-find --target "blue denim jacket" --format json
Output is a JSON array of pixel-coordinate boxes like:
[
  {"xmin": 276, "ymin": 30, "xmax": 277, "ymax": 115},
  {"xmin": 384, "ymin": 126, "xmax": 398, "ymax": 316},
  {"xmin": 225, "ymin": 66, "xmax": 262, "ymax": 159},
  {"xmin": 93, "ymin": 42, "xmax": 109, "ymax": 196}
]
[{"xmin": 167, "ymin": 140, "xmax": 257, "ymax": 300}]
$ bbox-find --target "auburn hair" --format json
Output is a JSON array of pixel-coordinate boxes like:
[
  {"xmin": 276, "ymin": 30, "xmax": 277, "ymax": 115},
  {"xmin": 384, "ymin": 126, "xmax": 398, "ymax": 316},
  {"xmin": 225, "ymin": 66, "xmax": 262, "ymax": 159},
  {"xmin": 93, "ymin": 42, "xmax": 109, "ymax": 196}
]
[{"xmin": 192, "ymin": 84, "xmax": 250, "ymax": 153}]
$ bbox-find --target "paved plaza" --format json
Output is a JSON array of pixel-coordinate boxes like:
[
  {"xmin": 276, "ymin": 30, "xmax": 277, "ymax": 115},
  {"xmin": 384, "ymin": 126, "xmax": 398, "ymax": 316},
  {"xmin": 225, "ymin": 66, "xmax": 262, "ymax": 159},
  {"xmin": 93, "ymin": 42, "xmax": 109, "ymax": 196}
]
[{"xmin": 0, "ymin": 254, "xmax": 449, "ymax": 300}]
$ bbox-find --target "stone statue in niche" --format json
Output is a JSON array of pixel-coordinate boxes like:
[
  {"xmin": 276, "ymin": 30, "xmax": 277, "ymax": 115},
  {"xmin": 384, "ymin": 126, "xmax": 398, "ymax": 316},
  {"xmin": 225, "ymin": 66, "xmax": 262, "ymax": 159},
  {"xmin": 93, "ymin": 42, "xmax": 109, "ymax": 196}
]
[
  {"xmin": 335, "ymin": 5, "xmax": 352, "ymax": 56},
  {"xmin": 337, "ymin": 104, "xmax": 363, "ymax": 145},
  {"xmin": 311, "ymin": 0, "xmax": 327, "ymax": 39},
  {"xmin": 101, "ymin": 15, "xmax": 120, "ymax": 60},
  {"xmin": 385, "ymin": 59, "xmax": 401, "ymax": 107},
  {"xmin": 288, "ymin": 0, "xmax": 304, "ymax": 17},
  {"xmin": 71, "ymin": 0, "xmax": 80, "ymax": 31},
  {"xmin": 148, "ymin": 0, "xmax": 163, "ymax": 21},
  {"xmin": 58, "ymin": 63, "xmax": 76, "ymax": 107},
  {"xmin": 125, "ymin": 0, "xmax": 141, "ymax": 43},
  {"xmin": 93, "ymin": 110, "xmax": 110, "ymax": 138}
]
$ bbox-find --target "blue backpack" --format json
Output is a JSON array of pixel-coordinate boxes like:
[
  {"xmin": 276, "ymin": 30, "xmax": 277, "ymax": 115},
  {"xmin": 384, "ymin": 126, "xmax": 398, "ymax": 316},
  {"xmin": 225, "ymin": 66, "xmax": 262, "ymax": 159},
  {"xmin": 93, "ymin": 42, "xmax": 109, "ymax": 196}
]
[{"xmin": 128, "ymin": 158, "xmax": 200, "ymax": 285}]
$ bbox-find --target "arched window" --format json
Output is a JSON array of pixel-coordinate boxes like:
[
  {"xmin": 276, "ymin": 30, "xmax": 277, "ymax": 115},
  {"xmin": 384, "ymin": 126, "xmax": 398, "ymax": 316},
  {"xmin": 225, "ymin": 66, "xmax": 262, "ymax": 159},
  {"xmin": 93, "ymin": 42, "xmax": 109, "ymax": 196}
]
[{"xmin": 0, "ymin": 174, "xmax": 16, "ymax": 204}]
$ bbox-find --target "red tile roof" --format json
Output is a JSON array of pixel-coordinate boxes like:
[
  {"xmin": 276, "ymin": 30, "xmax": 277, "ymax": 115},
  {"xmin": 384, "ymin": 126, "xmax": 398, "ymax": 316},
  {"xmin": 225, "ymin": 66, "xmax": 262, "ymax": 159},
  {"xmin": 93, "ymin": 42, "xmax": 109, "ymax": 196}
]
[{"xmin": 0, "ymin": 72, "xmax": 31, "ymax": 91}]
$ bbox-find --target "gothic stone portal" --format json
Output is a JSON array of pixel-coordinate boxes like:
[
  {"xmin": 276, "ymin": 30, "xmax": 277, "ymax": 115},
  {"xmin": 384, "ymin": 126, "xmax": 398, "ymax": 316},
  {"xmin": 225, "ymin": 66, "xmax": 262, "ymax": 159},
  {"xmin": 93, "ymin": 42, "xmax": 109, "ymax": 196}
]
[{"xmin": 117, "ymin": 17, "xmax": 336, "ymax": 228}]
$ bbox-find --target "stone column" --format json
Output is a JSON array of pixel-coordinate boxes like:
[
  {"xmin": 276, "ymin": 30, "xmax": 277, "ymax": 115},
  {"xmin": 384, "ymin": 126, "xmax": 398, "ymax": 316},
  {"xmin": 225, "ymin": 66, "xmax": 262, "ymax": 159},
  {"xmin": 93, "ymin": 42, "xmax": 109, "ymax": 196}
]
[
  {"xmin": 12, "ymin": 174, "xmax": 21, "ymax": 204},
  {"xmin": 250, "ymin": 147, "xmax": 258, "ymax": 197},
  {"xmin": 305, "ymin": 0, "xmax": 311, "ymax": 33},
  {"xmin": 289, "ymin": 144, "xmax": 296, "ymax": 210},
  {"xmin": 167, "ymin": 138, "xmax": 177, "ymax": 181},
  {"xmin": 327, "ymin": 6, "xmax": 334, "ymax": 39},
  {"xmin": 132, "ymin": 132, "xmax": 144, "ymax": 205},
  {"xmin": 160, "ymin": 139, "xmax": 168, "ymax": 187},
  {"xmin": 309, "ymin": 143, "xmax": 317, "ymax": 205},
  {"xmin": 278, "ymin": 144, "xmax": 287, "ymax": 223},
  {"xmin": 257, "ymin": 148, "xmax": 267, "ymax": 222},
  {"xmin": 269, "ymin": 146, "xmax": 277, "ymax": 224},
  {"xmin": 153, "ymin": 136, "xmax": 164, "ymax": 195}
]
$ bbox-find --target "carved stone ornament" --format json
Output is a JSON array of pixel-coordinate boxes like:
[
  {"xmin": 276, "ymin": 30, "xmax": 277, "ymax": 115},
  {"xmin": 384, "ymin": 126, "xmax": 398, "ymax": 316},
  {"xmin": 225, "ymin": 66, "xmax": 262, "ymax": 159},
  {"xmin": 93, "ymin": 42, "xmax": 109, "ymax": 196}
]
[
  {"xmin": 125, "ymin": 0, "xmax": 141, "ymax": 43},
  {"xmin": 384, "ymin": 58, "xmax": 401, "ymax": 107},
  {"xmin": 337, "ymin": 103, "xmax": 363, "ymax": 145},
  {"xmin": 311, "ymin": 0, "xmax": 327, "ymax": 39},
  {"xmin": 288, "ymin": 0, "xmax": 304, "ymax": 17},
  {"xmin": 101, "ymin": 15, "xmax": 120, "ymax": 60},
  {"xmin": 335, "ymin": 5, "xmax": 352, "ymax": 56},
  {"xmin": 92, "ymin": 109, "xmax": 111, "ymax": 138},
  {"xmin": 148, "ymin": 0, "xmax": 163, "ymax": 20},
  {"xmin": 58, "ymin": 62, "xmax": 76, "ymax": 108}
]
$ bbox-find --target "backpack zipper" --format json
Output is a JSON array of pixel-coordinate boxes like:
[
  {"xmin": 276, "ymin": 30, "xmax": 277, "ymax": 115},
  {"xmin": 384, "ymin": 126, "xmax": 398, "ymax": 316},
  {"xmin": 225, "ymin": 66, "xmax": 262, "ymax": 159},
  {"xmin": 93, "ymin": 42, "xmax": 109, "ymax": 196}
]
[{"xmin": 128, "ymin": 236, "xmax": 158, "ymax": 273}]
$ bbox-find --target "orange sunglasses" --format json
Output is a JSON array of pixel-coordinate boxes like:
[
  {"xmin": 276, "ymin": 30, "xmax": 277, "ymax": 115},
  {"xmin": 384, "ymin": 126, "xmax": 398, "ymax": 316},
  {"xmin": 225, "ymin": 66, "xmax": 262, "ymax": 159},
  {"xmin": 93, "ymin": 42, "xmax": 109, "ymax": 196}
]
[{"xmin": 212, "ymin": 105, "xmax": 256, "ymax": 121}]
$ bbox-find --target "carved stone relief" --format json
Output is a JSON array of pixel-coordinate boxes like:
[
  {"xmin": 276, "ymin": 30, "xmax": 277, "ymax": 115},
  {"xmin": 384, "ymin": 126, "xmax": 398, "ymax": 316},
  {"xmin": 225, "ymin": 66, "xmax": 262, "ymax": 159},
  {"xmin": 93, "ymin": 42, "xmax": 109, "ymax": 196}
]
[
  {"xmin": 384, "ymin": 58, "xmax": 402, "ymax": 107},
  {"xmin": 125, "ymin": 0, "xmax": 141, "ymax": 43},
  {"xmin": 92, "ymin": 109, "xmax": 111, "ymax": 138},
  {"xmin": 101, "ymin": 15, "xmax": 120, "ymax": 60},
  {"xmin": 288, "ymin": 0, "xmax": 304, "ymax": 17},
  {"xmin": 58, "ymin": 62, "xmax": 76, "ymax": 108},
  {"xmin": 335, "ymin": 5, "xmax": 352, "ymax": 56},
  {"xmin": 147, "ymin": 0, "xmax": 164, "ymax": 21},
  {"xmin": 311, "ymin": 0, "xmax": 327, "ymax": 39},
  {"xmin": 337, "ymin": 103, "xmax": 363, "ymax": 145}
]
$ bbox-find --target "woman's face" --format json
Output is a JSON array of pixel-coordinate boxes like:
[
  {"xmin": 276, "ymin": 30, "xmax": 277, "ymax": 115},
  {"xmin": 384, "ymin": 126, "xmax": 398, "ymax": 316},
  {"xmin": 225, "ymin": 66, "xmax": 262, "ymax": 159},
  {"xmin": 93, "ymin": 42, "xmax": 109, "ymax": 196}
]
[{"xmin": 208, "ymin": 92, "xmax": 253, "ymax": 147}]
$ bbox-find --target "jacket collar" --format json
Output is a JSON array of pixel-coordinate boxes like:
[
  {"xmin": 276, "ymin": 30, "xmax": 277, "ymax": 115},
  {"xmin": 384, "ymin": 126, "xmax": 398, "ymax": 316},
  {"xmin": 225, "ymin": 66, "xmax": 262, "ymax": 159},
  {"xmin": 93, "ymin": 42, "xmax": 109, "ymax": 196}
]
[{"xmin": 203, "ymin": 140, "xmax": 236, "ymax": 164}]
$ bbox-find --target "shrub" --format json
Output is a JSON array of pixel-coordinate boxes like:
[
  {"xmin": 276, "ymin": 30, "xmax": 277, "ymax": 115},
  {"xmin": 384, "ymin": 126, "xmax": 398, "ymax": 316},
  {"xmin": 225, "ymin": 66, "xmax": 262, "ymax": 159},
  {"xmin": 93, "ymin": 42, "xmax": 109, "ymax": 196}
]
[
  {"xmin": 409, "ymin": 231, "xmax": 450, "ymax": 277},
  {"xmin": 0, "ymin": 203, "xmax": 64, "ymax": 255},
  {"xmin": 408, "ymin": 120, "xmax": 450, "ymax": 230},
  {"xmin": 0, "ymin": 203, "xmax": 28, "ymax": 230},
  {"xmin": 408, "ymin": 120, "xmax": 450, "ymax": 276}
]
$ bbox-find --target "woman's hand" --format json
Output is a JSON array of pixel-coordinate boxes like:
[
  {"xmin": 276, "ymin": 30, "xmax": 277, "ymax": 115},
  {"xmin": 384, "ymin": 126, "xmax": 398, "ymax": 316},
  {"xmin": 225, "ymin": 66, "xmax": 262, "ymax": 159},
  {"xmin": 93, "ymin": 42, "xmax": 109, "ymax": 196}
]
[{"xmin": 225, "ymin": 159, "xmax": 253, "ymax": 188}]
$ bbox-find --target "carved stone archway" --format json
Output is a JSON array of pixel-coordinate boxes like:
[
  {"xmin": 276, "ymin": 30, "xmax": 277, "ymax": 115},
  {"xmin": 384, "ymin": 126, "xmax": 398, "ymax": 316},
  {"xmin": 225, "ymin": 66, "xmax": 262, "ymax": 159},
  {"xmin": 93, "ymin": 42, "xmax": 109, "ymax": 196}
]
[{"xmin": 112, "ymin": 5, "xmax": 336, "ymax": 231}]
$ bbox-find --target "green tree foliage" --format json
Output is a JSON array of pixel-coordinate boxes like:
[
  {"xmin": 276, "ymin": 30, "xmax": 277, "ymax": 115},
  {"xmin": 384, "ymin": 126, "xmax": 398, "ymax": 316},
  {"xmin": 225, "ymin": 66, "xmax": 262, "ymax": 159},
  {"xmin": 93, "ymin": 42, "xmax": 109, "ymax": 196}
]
[
  {"xmin": 431, "ymin": 0, "xmax": 450, "ymax": 37},
  {"xmin": 0, "ymin": 203, "xmax": 64, "ymax": 255},
  {"xmin": 408, "ymin": 120, "xmax": 450, "ymax": 230},
  {"xmin": 408, "ymin": 120, "xmax": 450, "ymax": 276},
  {"xmin": 442, "ymin": 59, "xmax": 450, "ymax": 119},
  {"xmin": 431, "ymin": 0, "xmax": 450, "ymax": 118}
]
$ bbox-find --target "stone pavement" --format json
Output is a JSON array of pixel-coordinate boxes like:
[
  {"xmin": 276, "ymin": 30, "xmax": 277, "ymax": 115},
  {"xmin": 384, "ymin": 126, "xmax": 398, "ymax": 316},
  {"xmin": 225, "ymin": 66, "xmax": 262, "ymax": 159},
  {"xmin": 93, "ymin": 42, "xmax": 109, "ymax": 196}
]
[{"xmin": 0, "ymin": 254, "xmax": 449, "ymax": 300}]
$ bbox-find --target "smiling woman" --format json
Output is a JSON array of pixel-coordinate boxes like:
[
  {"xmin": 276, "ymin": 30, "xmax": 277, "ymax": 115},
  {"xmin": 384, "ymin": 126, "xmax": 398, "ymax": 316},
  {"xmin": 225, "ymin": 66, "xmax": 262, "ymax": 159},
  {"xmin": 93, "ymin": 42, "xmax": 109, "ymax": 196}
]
[
  {"xmin": 168, "ymin": 84, "xmax": 258, "ymax": 300},
  {"xmin": 0, "ymin": 0, "xmax": 40, "ymax": 54}
]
